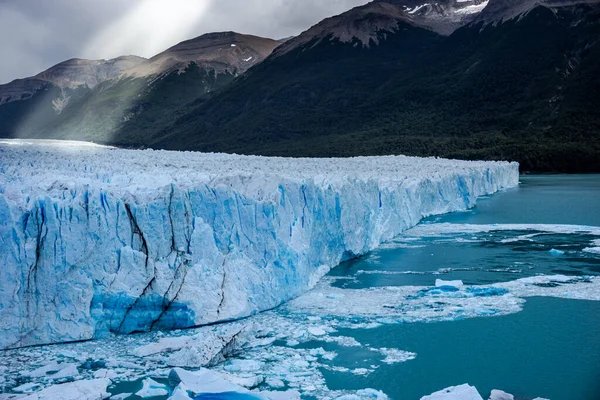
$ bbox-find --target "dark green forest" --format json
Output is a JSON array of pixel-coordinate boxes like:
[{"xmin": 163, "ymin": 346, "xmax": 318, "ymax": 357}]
[{"xmin": 2, "ymin": 4, "xmax": 599, "ymax": 173}]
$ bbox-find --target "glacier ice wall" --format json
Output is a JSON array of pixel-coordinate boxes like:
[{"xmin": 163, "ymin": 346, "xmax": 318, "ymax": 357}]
[{"xmin": 0, "ymin": 140, "xmax": 519, "ymax": 349}]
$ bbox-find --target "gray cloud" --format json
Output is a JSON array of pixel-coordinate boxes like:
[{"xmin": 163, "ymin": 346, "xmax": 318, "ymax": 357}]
[{"xmin": 0, "ymin": 0, "xmax": 369, "ymax": 84}]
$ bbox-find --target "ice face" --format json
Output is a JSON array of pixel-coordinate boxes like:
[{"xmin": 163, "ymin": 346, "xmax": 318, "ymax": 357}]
[{"xmin": 0, "ymin": 140, "xmax": 519, "ymax": 349}]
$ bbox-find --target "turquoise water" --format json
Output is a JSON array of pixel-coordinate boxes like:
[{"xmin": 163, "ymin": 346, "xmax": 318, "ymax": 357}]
[
  {"xmin": 7, "ymin": 176, "xmax": 597, "ymax": 400},
  {"xmin": 321, "ymin": 175, "xmax": 600, "ymax": 399},
  {"xmin": 321, "ymin": 298, "xmax": 600, "ymax": 400},
  {"xmin": 436, "ymin": 174, "xmax": 600, "ymax": 226}
]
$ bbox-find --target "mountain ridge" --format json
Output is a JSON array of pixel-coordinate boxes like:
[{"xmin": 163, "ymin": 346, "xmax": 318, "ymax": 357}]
[{"xmin": 0, "ymin": 0, "xmax": 599, "ymax": 172}]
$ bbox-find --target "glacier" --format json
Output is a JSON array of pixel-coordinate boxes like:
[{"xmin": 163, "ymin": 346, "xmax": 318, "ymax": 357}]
[{"xmin": 0, "ymin": 139, "xmax": 519, "ymax": 349}]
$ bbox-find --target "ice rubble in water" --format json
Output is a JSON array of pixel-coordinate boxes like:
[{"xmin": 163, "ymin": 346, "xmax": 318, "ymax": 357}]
[
  {"xmin": 1, "ymin": 274, "xmax": 588, "ymax": 399},
  {"xmin": 0, "ymin": 139, "xmax": 519, "ymax": 349},
  {"xmin": 16, "ymin": 378, "xmax": 111, "ymax": 400}
]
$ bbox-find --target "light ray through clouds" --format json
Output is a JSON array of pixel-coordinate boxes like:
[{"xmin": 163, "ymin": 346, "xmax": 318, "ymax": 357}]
[
  {"xmin": 83, "ymin": 0, "xmax": 213, "ymax": 60},
  {"xmin": 16, "ymin": 0, "xmax": 213, "ymax": 140},
  {"xmin": 11, "ymin": 0, "xmax": 370, "ymax": 140}
]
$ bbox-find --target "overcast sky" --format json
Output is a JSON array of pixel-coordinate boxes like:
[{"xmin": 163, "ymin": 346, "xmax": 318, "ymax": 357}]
[{"xmin": 0, "ymin": 0, "xmax": 369, "ymax": 84}]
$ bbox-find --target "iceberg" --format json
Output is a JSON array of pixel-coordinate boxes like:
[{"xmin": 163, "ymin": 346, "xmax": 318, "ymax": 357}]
[
  {"xmin": 135, "ymin": 378, "xmax": 169, "ymax": 398},
  {"xmin": 18, "ymin": 378, "xmax": 110, "ymax": 400},
  {"xmin": 435, "ymin": 279, "xmax": 464, "ymax": 288},
  {"xmin": 421, "ymin": 384, "xmax": 484, "ymax": 400},
  {"xmin": 0, "ymin": 140, "xmax": 519, "ymax": 349},
  {"xmin": 168, "ymin": 368, "xmax": 260, "ymax": 397},
  {"xmin": 488, "ymin": 389, "xmax": 514, "ymax": 400}
]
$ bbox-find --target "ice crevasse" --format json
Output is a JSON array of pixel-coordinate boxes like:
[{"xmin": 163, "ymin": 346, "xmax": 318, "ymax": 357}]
[{"xmin": 0, "ymin": 140, "xmax": 519, "ymax": 349}]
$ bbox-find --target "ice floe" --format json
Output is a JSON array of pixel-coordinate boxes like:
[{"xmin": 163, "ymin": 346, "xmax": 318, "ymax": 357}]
[
  {"xmin": 18, "ymin": 378, "xmax": 111, "ymax": 400},
  {"xmin": 135, "ymin": 378, "xmax": 169, "ymax": 397},
  {"xmin": 420, "ymin": 384, "xmax": 483, "ymax": 400},
  {"xmin": 405, "ymin": 223, "xmax": 600, "ymax": 237}
]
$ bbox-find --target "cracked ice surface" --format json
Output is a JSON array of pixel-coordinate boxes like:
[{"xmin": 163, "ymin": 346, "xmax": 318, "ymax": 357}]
[{"xmin": 0, "ymin": 139, "xmax": 519, "ymax": 349}]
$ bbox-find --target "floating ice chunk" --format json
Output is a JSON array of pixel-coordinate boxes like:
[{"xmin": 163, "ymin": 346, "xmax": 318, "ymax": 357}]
[
  {"xmin": 20, "ymin": 378, "xmax": 111, "ymax": 400},
  {"xmin": 406, "ymin": 223, "xmax": 600, "ymax": 237},
  {"xmin": 373, "ymin": 348, "xmax": 416, "ymax": 364},
  {"xmin": 336, "ymin": 388, "xmax": 389, "ymax": 399},
  {"xmin": 351, "ymin": 368, "xmax": 372, "ymax": 375},
  {"xmin": 356, "ymin": 389, "xmax": 389, "ymax": 399},
  {"xmin": 583, "ymin": 247, "xmax": 600, "ymax": 255},
  {"xmin": 224, "ymin": 360, "xmax": 264, "ymax": 373},
  {"xmin": 308, "ymin": 327, "xmax": 327, "ymax": 336},
  {"xmin": 260, "ymin": 390, "xmax": 301, "ymax": 399},
  {"xmin": 135, "ymin": 378, "xmax": 169, "ymax": 398},
  {"xmin": 133, "ymin": 326, "xmax": 245, "ymax": 368},
  {"xmin": 13, "ymin": 382, "xmax": 43, "ymax": 393},
  {"xmin": 218, "ymin": 371, "xmax": 264, "ymax": 388},
  {"xmin": 168, "ymin": 367, "xmax": 250, "ymax": 395},
  {"xmin": 50, "ymin": 363, "xmax": 79, "ymax": 379},
  {"xmin": 549, "ymin": 248, "xmax": 565, "ymax": 255},
  {"xmin": 420, "ymin": 384, "xmax": 484, "ymax": 400},
  {"xmin": 323, "ymin": 335, "xmax": 362, "ymax": 347},
  {"xmin": 109, "ymin": 394, "xmax": 132, "ymax": 400},
  {"xmin": 20, "ymin": 361, "xmax": 78, "ymax": 379},
  {"xmin": 489, "ymin": 389, "xmax": 514, "ymax": 400},
  {"xmin": 168, "ymin": 383, "xmax": 192, "ymax": 400},
  {"xmin": 436, "ymin": 279, "xmax": 464, "ymax": 288},
  {"xmin": 20, "ymin": 362, "xmax": 62, "ymax": 378},
  {"xmin": 93, "ymin": 369, "xmax": 119, "ymax": 379},
  {"xmin": 309, "ymin": 347, "xmax": 337, "ymax": 360},
  {"xmin": 265, "ymin": 378, "xmax": 285, "ymax": 388}
]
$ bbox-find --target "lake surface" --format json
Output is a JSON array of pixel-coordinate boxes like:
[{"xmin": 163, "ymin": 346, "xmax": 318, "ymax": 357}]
[{"xmin": 319, "ymin": 175, "xmax": 600, "ymax": 399}]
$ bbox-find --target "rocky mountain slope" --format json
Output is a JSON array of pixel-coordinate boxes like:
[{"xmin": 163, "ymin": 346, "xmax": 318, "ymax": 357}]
[
  {"xmin": 0, "ymin": 56, "xmax": 146, "ymax": 106},
  {"xmin": 142, "ymin": 0, "xmax": 600, "ymax": 172},
  {"xmin": 0, "ymin": 32, "xmax": 280, "ymax": 142},
  {"xmin": 1, "ymin": 0, "xmax": 599, "ymax": 172}
]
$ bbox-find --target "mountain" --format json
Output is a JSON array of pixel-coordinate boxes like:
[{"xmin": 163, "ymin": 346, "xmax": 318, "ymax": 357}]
[
  {"xmin": 137, "ymin": 0, "xmax": 600, "ymax": 172},
  {"xmin": 124, "ymin": 31, "xmax": 278, "ymax": 78},
  {"xmin": 0, "ymin": 32, "xmax": 280, "ymax": 143},
  {"xmin": 1, "ymin": 1, "xmax": 599, "ymax": 172},
  {"xmin": 0, "ymin": 56, "xmax": 146, "ymax": 106}
]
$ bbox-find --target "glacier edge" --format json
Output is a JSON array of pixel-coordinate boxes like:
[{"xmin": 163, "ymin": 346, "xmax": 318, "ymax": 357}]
[{"xmin": 0, "ymin": 141, "xmax": 519, "ymax": 349}]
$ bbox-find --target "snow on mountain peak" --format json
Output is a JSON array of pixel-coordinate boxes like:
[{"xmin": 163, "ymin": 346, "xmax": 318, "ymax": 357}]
[{"xmin": 274, "ymin": 0, "xmax": 490, "ymax": 56}]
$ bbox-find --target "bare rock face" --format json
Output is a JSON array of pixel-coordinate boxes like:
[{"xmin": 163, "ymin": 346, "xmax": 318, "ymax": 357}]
[
  {"xmin": 0, "ymin": 32, "xmax": 280, "ymax": 106},
  {"xmin": 273, "ymin": 0, "xmax": 489, "ymax": 57},
  {"xmin": 0, "ymin": 56, "xmax": 147, "ymax": 105},
  {"xmin": 34, "ymin": 56, "xmax": 147, "ymax": 89},
  {"xmin": 0, "ymin": 78, "xmax": 49, "ymax": 105},
  {"xmin": 123, "ymin": 32, "xmax": 281, "ymax": 78},
  {"xmin": 474, "ymin": 0, "xmax": 600, "ymax": 24}
]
